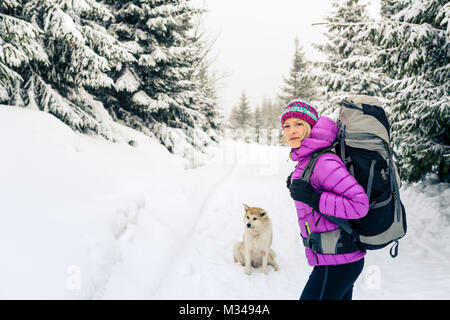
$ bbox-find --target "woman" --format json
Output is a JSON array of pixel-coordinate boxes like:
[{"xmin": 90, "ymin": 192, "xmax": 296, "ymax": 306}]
[{"xmin": 281, "ymin": 99, "xmax": 369, "ymax": 300}]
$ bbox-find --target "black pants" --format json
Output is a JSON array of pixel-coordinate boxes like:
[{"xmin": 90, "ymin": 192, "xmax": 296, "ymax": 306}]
[{"xmin": 300, "ymin": 258, "xmax": 364, "ymax": 300}]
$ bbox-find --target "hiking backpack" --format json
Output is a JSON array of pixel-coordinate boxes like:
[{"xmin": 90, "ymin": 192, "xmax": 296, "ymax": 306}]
[{"xmin": 300, "ymin": 95, "xmax": 407, "ymax": 258}]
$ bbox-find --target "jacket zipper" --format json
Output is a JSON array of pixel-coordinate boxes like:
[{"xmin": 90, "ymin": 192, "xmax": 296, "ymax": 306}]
[{"xmin": 315, "ymin": 215, "xmax": 322, "ymax": 227}]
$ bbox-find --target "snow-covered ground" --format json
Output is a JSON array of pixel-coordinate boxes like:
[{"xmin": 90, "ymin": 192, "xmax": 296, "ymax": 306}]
[{"xmin": 1, "ymin": 105, "xmax": 449, "ymax": 300}]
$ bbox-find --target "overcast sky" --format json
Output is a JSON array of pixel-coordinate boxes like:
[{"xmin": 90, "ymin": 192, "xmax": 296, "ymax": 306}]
[{"xmin": 193, "ymin": 0, "xmax": 380, "ymax": 117}]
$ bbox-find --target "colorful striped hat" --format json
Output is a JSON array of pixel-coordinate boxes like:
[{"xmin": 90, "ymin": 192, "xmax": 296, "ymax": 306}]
[{"xmin": 280, "ymin": 99, "xmax": 319, "ymax": 128}]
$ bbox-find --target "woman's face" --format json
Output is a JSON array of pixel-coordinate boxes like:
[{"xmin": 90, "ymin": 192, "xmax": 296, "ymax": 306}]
[{"xmin": 282, "ymin": 118, "xmax": 309, "ymax": 148}]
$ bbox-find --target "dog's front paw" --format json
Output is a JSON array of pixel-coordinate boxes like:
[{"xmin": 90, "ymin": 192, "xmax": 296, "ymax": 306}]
[
  {"xmin": 244, "ymin": 267, "xmax": 252, "ymax": 275},
  {"xmin": 263, "ymin": 267, "xmax": 268, "ymax": 275}
]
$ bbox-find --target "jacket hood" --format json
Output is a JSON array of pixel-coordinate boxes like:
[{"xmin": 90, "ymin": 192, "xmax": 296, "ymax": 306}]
[{"xmin": 290, "ymin": 116, "xmax": 338, "ymax": 162}]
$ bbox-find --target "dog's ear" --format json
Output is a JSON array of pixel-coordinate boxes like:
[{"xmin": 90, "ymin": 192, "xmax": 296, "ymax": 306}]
[{"xmin": 242, "ymin": 203, "xmax": 250, "ymax": 212}]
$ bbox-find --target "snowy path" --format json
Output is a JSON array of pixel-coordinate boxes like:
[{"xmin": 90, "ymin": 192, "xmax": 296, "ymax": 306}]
[
  {"xmin": 105, "ymin": 141, "xmax": 450, "ymax": 300},
  {"xmin": 152, "ymin": 142, "xmax": 308, "ymax": 299}
]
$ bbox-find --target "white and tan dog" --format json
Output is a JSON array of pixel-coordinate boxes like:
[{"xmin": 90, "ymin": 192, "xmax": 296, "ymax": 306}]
[{"xmin": 233, "ymin": 203, "xmax": 279, "ymax": 275}]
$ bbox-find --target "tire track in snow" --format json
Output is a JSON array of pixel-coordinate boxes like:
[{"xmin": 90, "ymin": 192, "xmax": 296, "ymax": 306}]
[{"xmin": 150, "ymin": 150, "xmax": 239, "ymax": 297}]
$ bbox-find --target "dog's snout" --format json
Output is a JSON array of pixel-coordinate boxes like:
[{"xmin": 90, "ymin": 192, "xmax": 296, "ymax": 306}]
[{"xmin": 247, "ymin": 223, "xmax": 251, "ymax": 228}]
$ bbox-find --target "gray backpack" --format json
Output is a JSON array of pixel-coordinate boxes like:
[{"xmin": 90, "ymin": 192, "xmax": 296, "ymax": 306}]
[{"xmin": 301, "ymin": 95, "xmax": 407, "ymax": 258}]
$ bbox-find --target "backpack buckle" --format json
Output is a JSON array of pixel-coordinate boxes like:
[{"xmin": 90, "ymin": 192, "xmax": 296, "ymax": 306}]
[{"xmin": 302, "ymin": 233, "xmax": 323, "ymax": 254}]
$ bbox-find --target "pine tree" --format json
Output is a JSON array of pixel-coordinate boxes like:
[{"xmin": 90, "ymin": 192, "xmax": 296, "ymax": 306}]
[
  {"xmin": 253, "ymin": 106, "xmax": 263, "ymax": 143},
  {"xmin": 260, "ymin": 97, "xmax": 272, "ymax": 128},
  {"xmin": 253, "ymin": 106, "xmax": 263, "ymax": 131},
  {"xmin": 190, "ymin": 20, "xmax": 223, "ymax": 140},
  {"xmin": 369, "ymin": 0, "xmax": 450, "ymax": 182},
  {"xmin": 314, "ymin": 0, "xmax": 386, "ymax": 117},
  {"xmin": 0, "ymin": 0, "xmax": 48, "ymax": 103},
  {"xmin": 260, "ymin": 96, "xmax": 283, "ymax": 129},
  {"xmin": 1, "ymin": 0, "xmax": 221, "ymax": 161},
  {"xmin": 1, "ymin": 0, "xmax": 133, "ymax": 139},
  {"xmin": 380, "ymin": 0, "xmax": 410, "ymax": 18},
  {"xmin": 279, "ymin": 37, "xmax": 316, "ymax": 104},
  {"xmin": 103, "ymin": 0, "xmax": 218, "ymax": 157},
  {"xmin": 233, "ymin": 91, "xmax": 252, "ymax": 129},
  {"xmin": 193, "ymin": 60, "xmax": 223, "ymax": 142},
  {"xmin": 228, "ymin": 105, "xmax": 240, "ymax": 130},
  {"xmin": 227, "ymin": 105, "xmax": 239, "ymax": 130}
]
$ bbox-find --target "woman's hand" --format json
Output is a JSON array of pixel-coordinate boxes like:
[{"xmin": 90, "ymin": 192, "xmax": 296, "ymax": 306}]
[
  {"xmin": 286, "ymin": 172, "xmax": 293, "ymax": 189},
  {"xmin": 289, "ymin": 179, "xmax": 321, "ymax": 212}
]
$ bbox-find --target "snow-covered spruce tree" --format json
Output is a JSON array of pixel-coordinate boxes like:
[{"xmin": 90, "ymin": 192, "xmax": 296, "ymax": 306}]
[
  {"xmin": 17, "ymin": 0, "xmax": 134, "ymax": 139},
  {"xmin": 103, "ymin": 0, "xmax": 219, "ymax": 157},
  {"xmin": 260, "ymin": 97, "xmax": 273, "ymax": 129},
  {"xmin": 279, "ymin": 37, "xmax": 316, "ymax": 105},
  {"xmin": 228, "ymin": 105, "xmax": 238, "ymax": 129},
  {"xmin": 380, "ymin": 0, "xmax": 410, "ymax": 18},
  {"xmin": 229, "ymin": 92, "xmax": 252, "ymax": 130},
  {"xmin": 253, "ymin": 106, "xmax": 263, "ymax": 143},
  {"xmin": 253, "ymin": 106, "xmax": 263, "ymax": 131},
  {"xmin": 0, "ymin": 0, "xmax": 48, "ymax": 104},
  {"xmin": 369, "ymin": 0, "xmax": 450, "ymax": 183},
  {"xmin": 190, "ymin": 18, "xmax": 223, "ymax": 140},
  {"xmin": 260, "ymin": 96, "xmax": 283, "ymax": 130},
  {"xmin": 314, "ymin": 0, "xmax": 386, "ymax": 117}
]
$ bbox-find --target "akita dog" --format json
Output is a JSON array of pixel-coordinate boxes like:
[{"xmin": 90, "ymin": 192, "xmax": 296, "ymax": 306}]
[{"xmin": 233, "ymin": 203, "xmax": 279, "ymax": 275}]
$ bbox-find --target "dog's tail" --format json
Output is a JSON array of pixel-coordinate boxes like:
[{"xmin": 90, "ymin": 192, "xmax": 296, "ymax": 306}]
[{"xmin": 233, "ymin": 242, "xmax": 244, "ymax": 265}]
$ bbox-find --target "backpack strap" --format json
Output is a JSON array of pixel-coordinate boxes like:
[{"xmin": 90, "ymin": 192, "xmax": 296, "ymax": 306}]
[
  {"xmin": 300, "ymin": 143, "xmax": 338, "ymax": 183},
  {"xmin": 386, "ymin": 142, "xmax": 402, "ymax": 222},
  {"xmin": 323, "ymin": 215, "xmax": 358, "ymax": 239},
  {"xmin": 299, "ymin": 140, "xmax": 358, "ymax": 239},
  {"xmin": 367, "ymin": 159, "xmax": 377, "ymax": 201},
  {"xmin": 299, "ymin": 142, "xmax": 363, "ymax": 254},
  {"xmin": 339, "ymin": 123, "xmax": 347, "ymax": 165}
]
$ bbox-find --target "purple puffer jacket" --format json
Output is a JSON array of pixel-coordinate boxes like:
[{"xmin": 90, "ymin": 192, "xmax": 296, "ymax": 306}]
[{"xmin": 289, "ymin": 116, "xmax": 369, "ymax": 266}]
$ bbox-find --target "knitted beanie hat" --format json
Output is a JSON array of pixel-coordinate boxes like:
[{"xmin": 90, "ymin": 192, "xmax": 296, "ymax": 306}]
[{"xmin": 280, "ymin": 99, "xmax": 319, "ymax": 128}]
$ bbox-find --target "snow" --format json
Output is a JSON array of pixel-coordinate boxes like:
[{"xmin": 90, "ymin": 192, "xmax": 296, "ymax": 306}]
[
  {"xmin": 0, "ymin": 84, "xmax": 8, "ymax": 101},
  {"xmin": 120, "ymin": 40, "xmax": 144, "ymax": 55},
  {"xmin": 138, "ymin": 54, "xmax": 156, "ymax": 67},
  {"xmin": 45, "ymin": 8, "xmax": 84, "ymax": 42},
  {"xmin": 132, "ymin": 90, "xmax": 155, "ymax": 107},
  {"xmin": 1, "ymin": 105, "xmax": 449, "ymax": 299},
  {"xmin": 116, "ymin": 68, "xmax": 141, "ymax": 92},
  {"xmin": 151, "ymin": 46, "xmax": 168, "ymax": 63}
]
